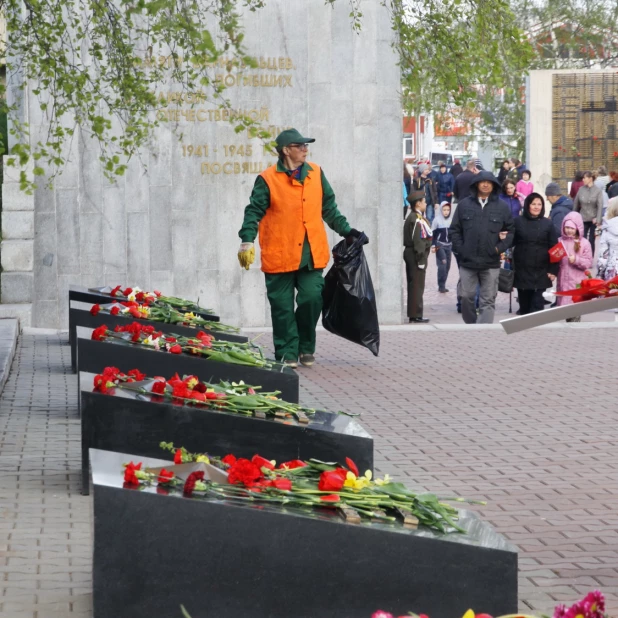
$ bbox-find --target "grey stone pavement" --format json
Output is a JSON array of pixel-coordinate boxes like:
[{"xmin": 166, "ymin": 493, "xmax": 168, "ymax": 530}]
[{"xmin": 1, "ymin": 282, "xmax": 618, "ymax": 616}]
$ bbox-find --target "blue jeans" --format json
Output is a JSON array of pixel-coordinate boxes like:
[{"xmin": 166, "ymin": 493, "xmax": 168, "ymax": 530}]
[
  {"xmin": 435, "ymin": 244, "xmax": 452, "ymax": 291},
  {"xmin": 426, "ymin": 203, "xmax": 435, "ymax": 223}
]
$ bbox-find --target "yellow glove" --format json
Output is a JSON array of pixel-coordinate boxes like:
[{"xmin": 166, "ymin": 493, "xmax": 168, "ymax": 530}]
[{"xmin": 237, "ymin": 242, "xmax": 255, "ymax": 270}]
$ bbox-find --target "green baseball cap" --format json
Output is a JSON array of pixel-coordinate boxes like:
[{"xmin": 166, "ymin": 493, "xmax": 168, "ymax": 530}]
[{"xmin": 275, "ymin": 128, "xmax": 315, "ymax": 150}]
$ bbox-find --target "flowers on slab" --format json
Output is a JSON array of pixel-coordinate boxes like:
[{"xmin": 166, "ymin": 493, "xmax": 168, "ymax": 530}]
[
  {"xmin": 90, "ymin": 321, "xmax": 277, "ymax": 368},
  {"xmin": 93, "ymin": 367, "xmax": 317, "ymax": 421},
  {"xmin": 150, "ymin": 444, "xmax": 479, "ymax": 534}
]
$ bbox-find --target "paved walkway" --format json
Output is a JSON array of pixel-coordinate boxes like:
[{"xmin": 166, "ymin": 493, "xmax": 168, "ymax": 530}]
[{"xmin": 1, "ymin": 325, "xmax": 618, "ymax": 616}]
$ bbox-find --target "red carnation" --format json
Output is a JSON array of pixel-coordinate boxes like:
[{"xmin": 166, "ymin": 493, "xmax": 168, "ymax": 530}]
[
  {"xmin": 191, "ymin": 391, "xmax": 206, "ymax": 402},
  {"xmin": 227, "ymin": 458, "xmax": 263, "ymax": 487},
  {"xmin": 183, "ymin": 471, "xmax": 205, "ymax": 495},
  {"xmin": 102, "ymin": 366, "xmax": 120, "ymax": 381},
  {"xmin": 90, "ymin": 304, "xmax": 101, "ymax": 316},
  {"xmin": 278, "ymin": 459, "xmax": 307, "ymax": 470},
  {"xmin": 129, "ymin": 307, "xmax": 141, "ymax": 319},
  {"xmin": 271, "ymin": 478, "xmax": 292, "ymax": 491},
  {"xmin": 135, "ymin": 292, "xmax": 145, "ymax": 302},
  {"xmin": 142, "ymin": 325, "xmax": 155, "ymax": 335},
  {"xmin": 170, "ymin": 344, "xmax": 182, "ymax": 354},
  {"xmin": 154, "ymin": 290, "xmax": 162, "ymax": 297},
  {"xmin": 110, "ymin": 306, "xmax": 120, "ymax": 316},
  {"xmin": 128, "ymin": 369, "xmax": 146, "ymax": 382},
  {"xmin": 158, "ymin": 469, "xmax": 174, "ymax": 484},
  {"xmin": 93, "ymin": 374, "xmax": 109, "ymax": 393},
  {"xmin": 193, "ymin": 382, "xmax": 207, "ymax": 393},
  {"xmin": 165, "ymin": 336, "xmax": 177, "ymax": 343},
  {"xmin": 152, "ymin": 380, "xmax": 166, "ymax": 395},
  {"xmin": 110, "ymin": 285, "xmax": 122, "ymax": 297},
  {"xmin": 222, "ymin": 454, "xmax": 237, "ymax": 466},
  {"xmin": 318, "ymin": 468, "xmax": 347, "ymax": 492},
  {"xmin": 174, "ymin": 448, "xmax": 183, "ymax": 464},
  {"xmin": 252, "ymin": 454, "xmax": 275, "ymax": 471},
  {"xmin": 124, "ymin": 461, "xmax": 142, "ymax": 485},
  {"xmin": 122, "ymin": 287, "xmax": 133, "ymax": 296},
  {"xmin": 345, "ymin": 457, "xmax": 359, "ymax": 476},
  {"xmin": 320, "ymin": 494, "xmax": 341, "ymax": 502},
  {"xmin": 91, "ymin": 325, "xmax": 108, "ymax": 341}
]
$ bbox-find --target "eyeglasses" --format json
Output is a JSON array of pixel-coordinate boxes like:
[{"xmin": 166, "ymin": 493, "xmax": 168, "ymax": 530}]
[{"xmin": 288, "ymin": 143, "xmax": 309, "ymax": 151}]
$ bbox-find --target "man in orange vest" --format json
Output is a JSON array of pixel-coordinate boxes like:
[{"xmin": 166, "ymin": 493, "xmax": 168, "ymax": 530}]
[{"xmin": 238, "ymin": 128, "xmax": 362, "ymax": 368}]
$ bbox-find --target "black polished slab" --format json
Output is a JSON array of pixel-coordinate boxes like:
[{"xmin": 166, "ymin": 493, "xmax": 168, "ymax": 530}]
[
  {"xmin": 92, "ymin": 448, "xmax": 518, "ymax": 618},
  {"xmin": 76, "ymin": 327, "xmax": 299, "ymax": 404},
  {"xmin": 69, "ymin": 284, "xmax": 220, "ymax": 321},
  {"xmin": 69, "ymin": 300, "xmax": 247, "ymax": 373},
  {"xmin": 80, "ymin": 372, "xmax": 372, "ymax": 495}
]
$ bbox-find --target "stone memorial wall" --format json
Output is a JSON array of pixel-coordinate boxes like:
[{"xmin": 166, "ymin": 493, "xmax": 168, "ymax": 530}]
[{"xmin": 1, "ymin": 0, "xmax": 402, "ymax": 328}]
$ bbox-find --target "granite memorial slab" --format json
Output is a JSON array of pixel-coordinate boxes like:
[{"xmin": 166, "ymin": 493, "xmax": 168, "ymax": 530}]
[
  {"xmin": 76, "ymin": 327, "xmax": 299, "ymax": 404},
  {"xmin": 68, "ymin": 284, "xmax": 220, "ymax": 321},
  {"xmin": 69, "ymin": 300, "xmax": 247, "ymax": 373},
  {"xmin": 80, "ymin": 372, "xmax": 372, "ymax": 495},
  {"xmin": 92, "ymin": 448, "xmax": 518, "ymax": 618}
]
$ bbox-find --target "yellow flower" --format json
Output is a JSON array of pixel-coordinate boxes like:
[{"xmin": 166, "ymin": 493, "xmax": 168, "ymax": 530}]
[
  {"xmin": 127, "ymin": 287, "xmax": 142, "ymax": 302},
  {"xmin": 184, "ymin": 312, "xmax": 196, "ymax": 320},
  {"xmin": 343, "ymin": 470, "xmax": 373, "ymax": 490},
  {"xmin": 138, "ymin": 306, "xmax": 150, "ymax": 317},
  {"xmin": 186, "ymin": 377, "xmax": 198, "ymax": 389},
  {"xmin": 462, "ymin": 610, "xmax": 475, "ymax": 618},
  {"xmin": 196, "ymin": 455, "xmax": 210, "ymax": 464},
  {"xmin": 375, "ymin": 474, "xmax": 391, "ymax": 486}
]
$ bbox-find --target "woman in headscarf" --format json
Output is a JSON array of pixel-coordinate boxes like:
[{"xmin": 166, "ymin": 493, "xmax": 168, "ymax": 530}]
[
  {"xmin": 512, "ymin": 192, "xmax": 559, "ymax": 315},
  {"xmin": 404, "ymin": 191, "xmax": 433, "ymax": 323},
  {"xmin": 431, "ymin": 201, "xmax": 453, "ymax": 293}
]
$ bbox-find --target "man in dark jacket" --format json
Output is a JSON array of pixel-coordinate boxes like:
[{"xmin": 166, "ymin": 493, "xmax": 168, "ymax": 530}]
[
  {"xmin": 437, "ymin": 162, "xmax": 455, "ymax": 203},
  {"xmin": 413, "ymin": 164, "xmax": 438, "ymax": 222},
  {"xmin": 545, "ymin": 182, "xmax": 573, "ymax": 236},
  {"xmin": 450, "ymin": 171, "xmax": 515, "ymax": 324},
  {"xmin": 449, "ymin": 159, "xmax": 463, "ymax": 179},
  {"xmin": 453, "ymin": 160, "xmax": 478, "ymax": 203}
]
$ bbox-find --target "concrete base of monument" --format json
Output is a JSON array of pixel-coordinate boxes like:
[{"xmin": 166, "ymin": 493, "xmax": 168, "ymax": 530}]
[
  {"xmin": 75, "ymin": 327, "xmax": 300, "ymax": 406},
  {"xmin": 91, "ymin": 448, "xmax": 518, "ymax": 618},
  {"xmin": 80, "ymin": 374, "xmax": 372, "ymax": 495},
  {"xmin": 69, "ymin": 300, "xmax": 247, "ymax": 372}
]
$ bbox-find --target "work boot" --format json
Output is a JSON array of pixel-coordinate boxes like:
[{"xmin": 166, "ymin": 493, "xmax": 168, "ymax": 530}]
[
  {"xmin": 299, "ymin": 353, "xmax": 315, "ymax": 367},
  {"xmin": 282, "ymin": 359, "xmax": 298, "ymax": 369}
]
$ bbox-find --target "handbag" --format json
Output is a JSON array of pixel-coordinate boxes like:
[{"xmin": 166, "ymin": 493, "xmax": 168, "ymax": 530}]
[{"xmin": 498, "ymin": 259, "xmax": 514, "ymax": 294}]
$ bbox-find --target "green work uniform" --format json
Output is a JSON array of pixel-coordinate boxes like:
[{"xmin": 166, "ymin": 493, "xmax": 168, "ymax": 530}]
[
  {"xmin": 239, "ymin": 161, "xmax": 351, "ymax": 361},
  {"xmin": 403, "ymin": 211, "xmax": 433, "ymax": 320}
]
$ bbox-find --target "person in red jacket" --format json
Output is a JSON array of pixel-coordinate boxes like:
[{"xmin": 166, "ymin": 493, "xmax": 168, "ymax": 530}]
[{"xmin": 237, "ymin": 129, "xmax": 362, "ymax": 368}]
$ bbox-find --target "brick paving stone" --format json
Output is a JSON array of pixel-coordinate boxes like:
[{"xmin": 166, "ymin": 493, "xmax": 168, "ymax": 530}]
[{"xmin": 2, "ymin": 326, "xmax": 618, "ymax": 617}]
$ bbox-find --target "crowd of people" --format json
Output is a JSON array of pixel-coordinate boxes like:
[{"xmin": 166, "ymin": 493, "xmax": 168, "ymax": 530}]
[{"xmin": 403, "ymin": 159, "xmax": 618, "ymax": 325}]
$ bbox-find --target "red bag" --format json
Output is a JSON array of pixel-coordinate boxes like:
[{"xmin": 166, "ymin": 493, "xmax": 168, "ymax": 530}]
[{"xmin": 548, "ymin": 241, "xmax": 567, "ymax": 263}]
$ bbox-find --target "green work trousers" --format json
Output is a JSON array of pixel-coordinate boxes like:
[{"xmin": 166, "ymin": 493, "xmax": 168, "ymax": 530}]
[{"xmin": 264, "ymin": 267, "xmax": 324, "ymax": 362}]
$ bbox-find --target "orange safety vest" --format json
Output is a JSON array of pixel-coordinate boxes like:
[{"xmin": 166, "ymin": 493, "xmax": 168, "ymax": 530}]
[{"xmin": 258, "ymin": 162, "xmax": 330, "ymax": 274}]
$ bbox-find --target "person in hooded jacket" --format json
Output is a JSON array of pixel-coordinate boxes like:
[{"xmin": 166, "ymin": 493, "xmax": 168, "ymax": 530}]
[
  {"xmin": 512, "ymin": 193, "xmax": 559, "ymax": 315},
  {"xmin": 545, "ymin": 182, "xmax": 573, "ymax": 236},
  {"xmin": 450, "ymin": 159, "xmax": 463, "ymax": 179},
  {"xmin": 431, "ymin": 201, "xmax": 454, "ymax": 293},
  {"xmin": 449, "ymin": 170, "xmax": 515, "ymax": 324},
  {"xmin": 436, "ymin": 163, "xmax": 455, "ymax": 204},
  {"xmin": 597, "ymin": 197, "xmax": 618, "ymax": 281},
  {"xmin": 556, "ymin": 211, "xmax": 593, "ymax": 322}
]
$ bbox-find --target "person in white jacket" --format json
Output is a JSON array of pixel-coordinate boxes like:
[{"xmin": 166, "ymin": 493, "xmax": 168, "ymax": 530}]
[{"xmin": 597, "ymin": 197, "xmax": 618, "ymax": 281}]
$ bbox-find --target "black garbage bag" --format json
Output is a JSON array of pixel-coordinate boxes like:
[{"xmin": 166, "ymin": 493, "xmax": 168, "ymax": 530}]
[{"xmin": 321, "ymin": 232, "xmax": 380, "ymax": 356}]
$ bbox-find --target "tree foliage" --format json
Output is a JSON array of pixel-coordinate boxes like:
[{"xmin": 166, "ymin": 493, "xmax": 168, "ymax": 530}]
[
  {"xmin": 451, "ymin": 0, "xmax": 618, "ymax": 154},
  {"xmin": 0, "ymin": 0, "xmax": 534, "ymax": 188}
]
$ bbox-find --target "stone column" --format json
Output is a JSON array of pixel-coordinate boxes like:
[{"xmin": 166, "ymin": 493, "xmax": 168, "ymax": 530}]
[{"xmin": 0, "ymin": 158, "xmax": 34, "ymax": 325}]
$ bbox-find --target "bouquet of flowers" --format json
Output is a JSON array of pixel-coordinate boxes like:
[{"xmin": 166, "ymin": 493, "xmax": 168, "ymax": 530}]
[
  {"xmin": 120, "ymin": 443, "xmax": 483, "ymax": 534},
  {"xmin": 89, "ymin": 301, "xmax": 238, "ymax": 333},
  {"xmin": 92, "ymin": 366, "xmax": 315, "ymax": 421},
  {"xmin": 555, "ymin": 272, "xmax": 618, "ymax": 302},
  {"xmin": 90, "ymin": 322, "xmax": 276, "ymax": 368},
  {"xmin": 105, "ymin": 285, "xmax": 214, "ymax": 315}
]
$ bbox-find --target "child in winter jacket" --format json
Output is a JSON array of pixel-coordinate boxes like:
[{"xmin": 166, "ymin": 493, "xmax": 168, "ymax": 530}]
[
  {"xmin": 516, "ymin": 170, "xmax": 534, "ymax": 199},
  {"xmin": 556, "ymin": 211, "xmax": 593, "ymax": 315}
]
